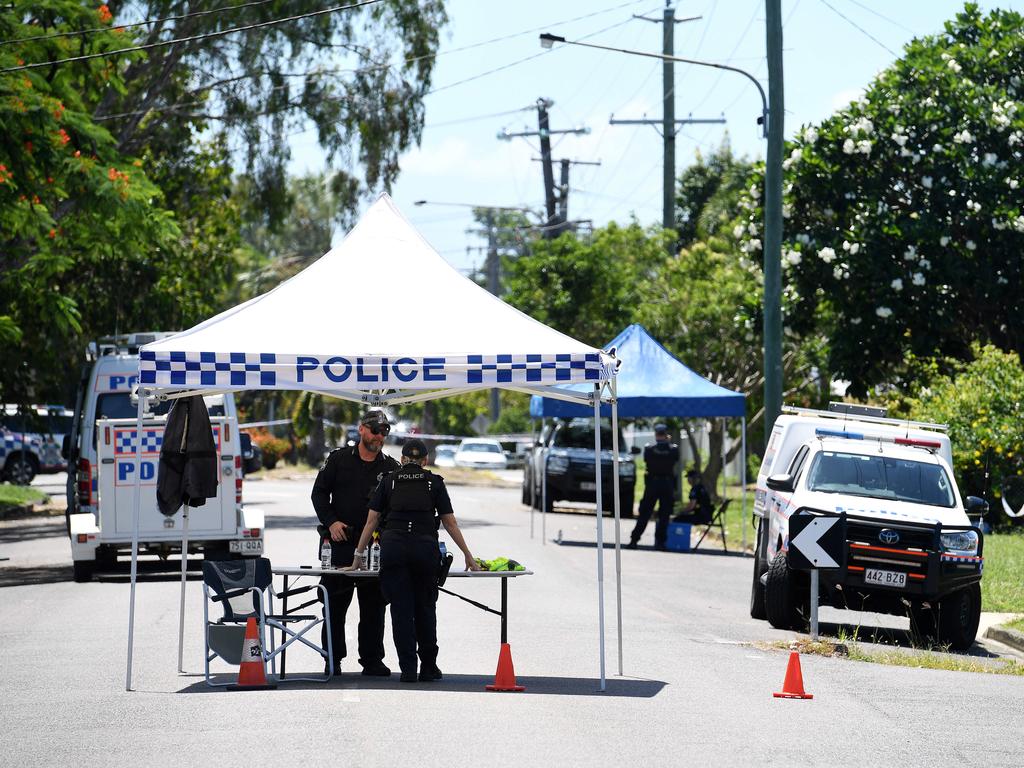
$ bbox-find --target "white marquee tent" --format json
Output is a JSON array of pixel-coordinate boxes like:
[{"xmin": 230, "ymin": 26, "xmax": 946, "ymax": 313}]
[{"xmin": 127, "ymin": 194, "xmax": 626, "ymax": 690}]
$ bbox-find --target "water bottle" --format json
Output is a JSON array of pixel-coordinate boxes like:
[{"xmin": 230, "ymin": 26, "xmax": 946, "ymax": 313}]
[
  {"xmin": 369, "ymin": 537, "xmax": 381, "ymax": 572},
  {"xmin": 320, "ymin": 538, "xmax": 332, "ymax": 569}
]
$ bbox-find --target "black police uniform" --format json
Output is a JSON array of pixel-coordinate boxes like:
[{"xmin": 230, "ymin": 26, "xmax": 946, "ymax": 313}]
[
  {"xmin": 311, "ymin": 444, "xmax": 399, "ymax": 672},
  {"xmin": 674, "ymin": 479, "xmax": 714, "ymax": 524},
  {"xmin": 629, "ymin": 439, "xmax": 680, "ymax": 549},
  {"xmin": 368, "ymin": 462, "xmax": 454, "ymax": 679}
]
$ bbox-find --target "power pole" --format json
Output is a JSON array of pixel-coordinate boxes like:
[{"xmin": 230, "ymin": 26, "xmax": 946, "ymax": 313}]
[
  {"xmin": 531, "ymin": 157, "xmax": 602, "ymax": 236},
  {"xmin": 484, "ymin": 210, "xmax": 501, "ymax": 422},
  {"xmin": 763, "ymin": 0, "xmax": 784, "ymax": 439},
  {"xmin": 498, "ymin": 98, "xmax": 590, "ymax": 238},
  {"xmin": 610, "ymin": 4, "xmax": 721, "ymax": 248}
]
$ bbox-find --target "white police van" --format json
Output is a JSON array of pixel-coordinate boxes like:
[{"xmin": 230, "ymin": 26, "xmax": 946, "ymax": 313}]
[
  {"xmin": 0, "ymin": 425, "xmax": 43, "ymax": 485},
  {"xmin": 66, "ymin": 333, "xmax": 264, "ymax": 582},
  {"xmin": 749, "ymin": 403, "xmax": 985, "ymax": 650}
]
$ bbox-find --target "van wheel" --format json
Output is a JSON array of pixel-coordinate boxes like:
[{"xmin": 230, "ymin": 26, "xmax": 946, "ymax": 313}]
[
  {"xmin": 764, "ymin": 551, "xmax": 805, "ymax": 630},
  {"xmin": 749, "ymin": 518, "xmax": 768, "ymax": 620},
  {"xmin": 3, "ymin": 453, "xmax": 38, "ymax": 485},
  {"xmin": 937, "ymin": 584, "xmax": 981, "ymax": 651},
  {"xmin": 72, "ymin": 560, "xmax": 94, "ymax": 583}
]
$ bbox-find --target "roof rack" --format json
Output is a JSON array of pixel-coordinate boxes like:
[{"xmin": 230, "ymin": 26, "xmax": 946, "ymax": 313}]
[{"xmin": 781, "ymin": 403, "xmax": 947, "ymax": 433}]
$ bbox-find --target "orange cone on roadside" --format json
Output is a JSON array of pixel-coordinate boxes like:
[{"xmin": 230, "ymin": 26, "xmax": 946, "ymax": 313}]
[
  {"xmin": 485, "ymin": 643, "xmax": 525, "ymax": 692},
  {"xmin": 229, "ymin": 617, "xmax": 276, "ymax": 690},
  {"xmin": 773, "ymin": 651, "xmax": 812, "ymax": 699}
]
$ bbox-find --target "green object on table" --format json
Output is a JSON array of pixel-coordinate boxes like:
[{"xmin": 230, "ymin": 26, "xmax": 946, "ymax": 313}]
[{"xmin": 475, "ymin": 556, "xmax": 525, "ymax": 572}]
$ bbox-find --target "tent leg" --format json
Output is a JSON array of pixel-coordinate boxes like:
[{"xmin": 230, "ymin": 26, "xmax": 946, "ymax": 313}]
[
  {"xmin": 741, "ymin": 417, "xmax": 748, "ymax": 552},
  {"xmin": 177, "ymin": 504, "xmax": 190, "ymax": 674},
  {"xmin": 593, "ymin": 384, "xmax": 606, "ymax": 692},
  {"xmin": 541, "ymin": 452, "xmax": 547, "ymax": 546},
  {"xmin": 126, "ymin": 388, "xmax": 147, "ymax": 691},
  {"xmin": 610, "ymin": 379, "xmax": 623, "ymax": 677}
]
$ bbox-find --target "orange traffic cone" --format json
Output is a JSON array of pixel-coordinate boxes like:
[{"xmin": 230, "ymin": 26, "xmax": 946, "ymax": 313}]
[
  {"xmin": 229, "ymin": 617, "xmax": 276, "ymax": 690},
  {"xmin": 773, "ymin": 651, "xmax": 812, "ymax": 699},
  {"xmin": 485, "ymin": 642, "xmax": 525, "ymax": 692}
]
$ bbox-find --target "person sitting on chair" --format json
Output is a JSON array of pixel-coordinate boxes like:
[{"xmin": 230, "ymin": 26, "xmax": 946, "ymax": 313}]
[{"xmin": 672, "ymin": 468, "xmax": 714, "ymax": 524}]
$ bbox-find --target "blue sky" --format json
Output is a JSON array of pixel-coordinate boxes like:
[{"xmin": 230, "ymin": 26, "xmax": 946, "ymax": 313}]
[{"xmin": 289, "ymin": 0, "xmax": 1019, "ymax": 274}]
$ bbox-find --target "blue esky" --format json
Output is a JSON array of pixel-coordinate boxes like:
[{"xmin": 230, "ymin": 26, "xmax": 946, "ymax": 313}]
[{"xmin": 289, "ymin": 0, "xmax": 1020, "ymax": 274}]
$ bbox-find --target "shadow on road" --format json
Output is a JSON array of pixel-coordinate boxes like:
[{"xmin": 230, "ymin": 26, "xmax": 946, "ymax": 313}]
[
  {"xmin": 176, "ymin": 673, "xmax": 667, "ymax": 697},
  {"xmin": 0, "ymin": 519, "xmax": 66, "ymax": 544},
  {"xmin": 0, "ymin": 564, "xmax": 73, "ymax": 587},
  {"xmin": 554, "ymin": 539, "xmax": 750, "ymax": 558}
]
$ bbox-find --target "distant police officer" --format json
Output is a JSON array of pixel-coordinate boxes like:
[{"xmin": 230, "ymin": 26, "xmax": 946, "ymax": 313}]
[
  {"xmin": 350, "ymin": 438, "xmax": 481, "ymax": 683},
  {"xmin": 674, "ymin": 468, "xmax": 714, "ymax": 524},
  {"xmin": 311, "ymin": 409, "xmax": 399, "ymax": 676},
  {"xmin": 627, "ymin": 423, "xmax": 680, "ymax": 550}
]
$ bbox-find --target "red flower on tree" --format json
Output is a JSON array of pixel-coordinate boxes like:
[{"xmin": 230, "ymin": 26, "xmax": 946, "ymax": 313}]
[{"xmin": 98, "ymin": 4, "xmax": 112, "ymax": 23}]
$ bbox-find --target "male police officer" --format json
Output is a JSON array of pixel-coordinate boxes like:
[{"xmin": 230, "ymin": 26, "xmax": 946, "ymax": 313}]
[
  {"xmin": 627, "ymin": 423, "xmax": 680, "ymax": 550},
  {"xmin": 350, "ymin": 438, "xmax": 480, "ymax": 683},
  {"xmin": 674, "ymin": 468, "xmax": 714, "ymax": 524},
  {"xmin": 311, "ymin": 409, "xmax": 399, "ymax": 676}
]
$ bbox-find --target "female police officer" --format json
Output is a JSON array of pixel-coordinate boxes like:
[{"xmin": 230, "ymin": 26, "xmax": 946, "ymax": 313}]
[{"xmin": 348, "ymin": 438, "xmax": 481, "ymax": 682}]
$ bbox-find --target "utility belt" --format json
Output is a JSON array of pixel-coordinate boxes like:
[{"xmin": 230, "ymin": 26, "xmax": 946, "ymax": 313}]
[{"xmin": 384, "ymin": 520, "xmax": 438, "ymax": 536}]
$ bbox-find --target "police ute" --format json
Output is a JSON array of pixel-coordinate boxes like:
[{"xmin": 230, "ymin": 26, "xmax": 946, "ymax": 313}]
[
  {"xmin": 749, "ymin": 403, "xmax": 985, "ymax": 650},
  {"xmin": 65, "ymin": 333, "xmax": 264, "ymax": 582}
]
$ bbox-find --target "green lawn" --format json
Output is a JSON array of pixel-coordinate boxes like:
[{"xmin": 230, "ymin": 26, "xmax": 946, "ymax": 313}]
[
  {"xmin": 982, "ymin": 532, "xmax": 1024, "ymax": 613},
  {"xmin": 0, "ymin": 483, "xmax": 48, "ymax": 508},
  {"xmin": 1005, "ymin": 616, "xmax": 1024, "ymax": 633}
]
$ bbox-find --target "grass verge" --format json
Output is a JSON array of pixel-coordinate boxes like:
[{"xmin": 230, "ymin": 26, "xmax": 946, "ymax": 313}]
[
  {"xmin": 765, "ymin": 637, "xmax": 1024, "ymax": 676},
  {"xmin": 981, "ymin": 532, "xmax": 1024, "ymax": 613},
  {"xmin": 1005, "ymin": 616, "xmax": 1024, "ymax": 633},
  {"xmin": 0, "ymin": 483, "xmax": 48, "ymax": 509}
]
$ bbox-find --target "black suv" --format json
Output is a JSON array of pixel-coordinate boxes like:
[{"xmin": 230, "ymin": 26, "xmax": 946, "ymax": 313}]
[{"xmin": 522, "ymin": 418, "xmax": 637, "ymax": 516}]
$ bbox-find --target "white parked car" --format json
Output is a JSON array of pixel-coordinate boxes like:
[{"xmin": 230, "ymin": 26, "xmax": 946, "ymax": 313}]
[
  {"xmin": 454, "ymin": 438, "xmax": 508, "ymax": 470},
  {"xmin": 432, "ymin": 444, "xmax": 458, "ymax": 468}
]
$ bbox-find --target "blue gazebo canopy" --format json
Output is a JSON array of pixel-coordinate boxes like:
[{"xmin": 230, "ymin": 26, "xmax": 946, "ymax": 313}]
[{"xmin": 529, "ymin": 324, "xmax": 746, "ymax": 418}]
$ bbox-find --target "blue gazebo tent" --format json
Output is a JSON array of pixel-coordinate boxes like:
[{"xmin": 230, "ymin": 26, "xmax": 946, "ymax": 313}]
[{"xmin": 529, "ymin": 323, "xmax": 745, "ymax": 419}]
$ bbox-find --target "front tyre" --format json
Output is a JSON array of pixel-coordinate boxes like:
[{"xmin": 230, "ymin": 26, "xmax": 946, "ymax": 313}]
[
  {"xmin": 72, "ymin": 560, "xmax": 94, "ymax": 583},
  {"xmin": 749, "ymin": 518, "xmax": 768, "ymax": 620},
  {"xmin": 937, "ymin": 583, "xmax": 982, "ymax": 651},
  {"xmin": 764, "ymin": 551, "xmax": 805, "ymax": 631}
]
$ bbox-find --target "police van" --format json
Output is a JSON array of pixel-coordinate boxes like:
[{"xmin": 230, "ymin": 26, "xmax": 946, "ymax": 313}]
[
  {"xmin": 65, "ymin": 333, "xmax": 264, "ymax": 582},
  {"xmin": 0, "ymin": 425, "xmax": 44, "ymax": 485},
  {"xmin": 749, "ymin": 403, "xmax": 985, "ymax": 650},
  {"xmin": 1, "ymin": 404, "xmax": 74, "ymax": 477}
]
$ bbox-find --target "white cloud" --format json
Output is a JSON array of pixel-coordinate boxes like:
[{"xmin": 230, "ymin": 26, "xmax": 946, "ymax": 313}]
[{"xmin": 831, "ymin": 87, "xmax": 865, "ymax": 111}]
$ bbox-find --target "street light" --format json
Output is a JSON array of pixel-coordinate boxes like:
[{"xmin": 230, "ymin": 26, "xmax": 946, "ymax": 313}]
[
  {"xmin": 538, "ymin": 27, "xmax": 784, "ymax": 440},
  {"xmin": 538, "ymin": 33, "xmax": 767, "ymax": 137}
]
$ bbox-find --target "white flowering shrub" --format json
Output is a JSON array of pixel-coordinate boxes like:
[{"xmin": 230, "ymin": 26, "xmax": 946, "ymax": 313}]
[{"xmin": 735, "ymin": 5, "xmax": 1024, "ymax": 394}]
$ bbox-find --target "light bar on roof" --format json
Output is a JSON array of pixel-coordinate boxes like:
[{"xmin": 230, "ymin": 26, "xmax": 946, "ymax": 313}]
[{"xmin": 815, "ymin": 429, "xmax": 941, "ymax": 451}]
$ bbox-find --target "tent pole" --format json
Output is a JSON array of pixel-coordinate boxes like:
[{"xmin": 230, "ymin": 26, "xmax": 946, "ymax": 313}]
[
  {"xmin": 542, "ymin": 449, "xmax": 547, "ymax": 546},
  {"xmin": 593, "ymin": 383, "xmax": 606, "ymax": 692},
  {"xmin": 610, "ymin": 377, "xmax": 623, "ymax": 677},
  {"xmin": 530, "ymin": 422, "xmax": 536, "ymax": 539},
  {"xmin": 126, "ymin": 388, "xmax": 147, "ymax": 691},
  {"xmin": 177, "ymin": 503, "xmax": 190, "ymax": 673},
  {"xmin": 741, "ymin": 417, "xmax": 748, "ymax": 552}
]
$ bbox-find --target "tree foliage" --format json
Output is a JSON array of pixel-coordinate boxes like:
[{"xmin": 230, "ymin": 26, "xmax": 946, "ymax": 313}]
[
  {"xmin": 736, "ymin": 5, "xmax": 1024, "ymax": 396},
  {"xmin": 903, "ymin": 344, "xmax": 1024, "ymax": 519},
  {"xmin": 675, "ymin": 138, "xmax": 754, "ymax": 246}
]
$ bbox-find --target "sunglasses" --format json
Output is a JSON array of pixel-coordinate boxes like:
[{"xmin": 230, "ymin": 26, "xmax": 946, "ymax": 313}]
[{"xmin": 365, "ymin": 424, "xmax": 390, "ymax": 436}]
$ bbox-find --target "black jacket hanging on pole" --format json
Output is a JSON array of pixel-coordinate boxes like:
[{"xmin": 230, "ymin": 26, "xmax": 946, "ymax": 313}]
[{"xmin": 157, "ymin": 395, "xmax": 219, "ymax": 516}]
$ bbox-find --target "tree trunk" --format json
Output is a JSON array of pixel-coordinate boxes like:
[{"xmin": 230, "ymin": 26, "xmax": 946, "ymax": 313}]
[{"xmin": 306, "ymin": 395, "xmax": 325, "ymax": 466}]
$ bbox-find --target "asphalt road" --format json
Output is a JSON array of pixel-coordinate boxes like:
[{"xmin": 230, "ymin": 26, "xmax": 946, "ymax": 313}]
[{"xmin": 2, "ymin": 475, "xmax": 1022, "ymax": 766}]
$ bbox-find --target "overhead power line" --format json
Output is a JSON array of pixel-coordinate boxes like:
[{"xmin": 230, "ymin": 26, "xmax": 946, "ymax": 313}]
[
  {"xmin": 0, "ymin": 0, "xmax": 277, "ymax": 48},
  {"xmin": 819, "ymin": 0, "xmax": 898, "ymax": 57},
  {"xmin": 0, "ymin": 0, "xmax": 382, "ymax": 74}
]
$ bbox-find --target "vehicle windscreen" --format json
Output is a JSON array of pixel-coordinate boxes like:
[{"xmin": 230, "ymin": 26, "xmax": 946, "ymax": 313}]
[
  {"xmin": 806, "ymin": 450, "xmax": 955, "ymax": 507},
  {"xmin": 552, "ymin": 423, "xmax": 623, "ymax": 449},
  {"xmin": 94, "ymin": 393, "xmax": 225, "ymax": 420},
  {"xmin": 461, "ymin": 443, "xmax": 501, "ymax": 453}
]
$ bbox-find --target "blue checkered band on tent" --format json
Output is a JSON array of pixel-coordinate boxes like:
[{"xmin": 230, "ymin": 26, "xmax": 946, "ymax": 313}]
[
  {"xmin": 115, "ymin": 429, "xmax": 163, "ymax": 455},
  {"xmin": 140, "ymin": 350, "xmax": 277, "ymax": 387},
  {"xmin": 465, "ymin": 353, "xmax": 602, "ymax": 384}
]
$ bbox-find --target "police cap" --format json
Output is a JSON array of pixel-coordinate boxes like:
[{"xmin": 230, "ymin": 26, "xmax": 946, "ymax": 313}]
[
  {"xmin": 654, "ymin": 423, "xmax": 668, "ymax": 435},
  {"xmin": 360, "ymin": 409, "xmax": 390, "ymax": 428},
  {"xmin": 402, "ymin": 438, "xmax": 428, "ymax": 459}
]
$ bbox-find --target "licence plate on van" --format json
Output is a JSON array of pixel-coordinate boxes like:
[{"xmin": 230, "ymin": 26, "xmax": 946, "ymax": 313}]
[
  {"xmin": 230, "ymin": 540, "xmax": 263, "ymax": 554},
  {"xmin": 864, "ymin": 568, "xmax": 906, "ymax": 588}
]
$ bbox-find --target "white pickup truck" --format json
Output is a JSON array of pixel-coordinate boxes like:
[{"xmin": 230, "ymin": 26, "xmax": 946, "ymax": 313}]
[{"xmin": 749, "ymin": 404, "xmax": 985, "ymax": 650}]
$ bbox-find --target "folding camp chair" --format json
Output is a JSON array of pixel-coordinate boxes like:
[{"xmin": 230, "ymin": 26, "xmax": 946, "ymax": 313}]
[
  {"xmin": 202, "ymin": 558, "xmax": 332, "ymax": 686},
  {"xmin": 693, "ymin": 499, "xmax": 730, "ymax": 552}
]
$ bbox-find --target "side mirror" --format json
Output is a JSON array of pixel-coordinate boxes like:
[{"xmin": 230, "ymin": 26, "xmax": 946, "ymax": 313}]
[
  {"xmin": 630, "ymin": 445, "xmax": 641, "ymax": 455},
  {"xmin": 965, "ymin": 495, "xmax": 989, "ymax": 515},
  {"xmin": 61, "ymin": 434, "xmax": 72, "ymax": 460},
  {"xmin": 534, "ymin": 439, "xmax": 544, "ymax": 448},
  {"xmin": 766, "ymin": 473, "xmax": 795, "ymax": 492}
]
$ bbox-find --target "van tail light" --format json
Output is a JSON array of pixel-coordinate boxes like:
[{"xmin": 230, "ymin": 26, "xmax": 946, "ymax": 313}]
[
  {"xmin": 77, "ymin": 458, "xmax": 92, "ymax": 506},
  {"xmin": 235, "ymin": 455, "xmax": 243, "ymax": 503}
]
